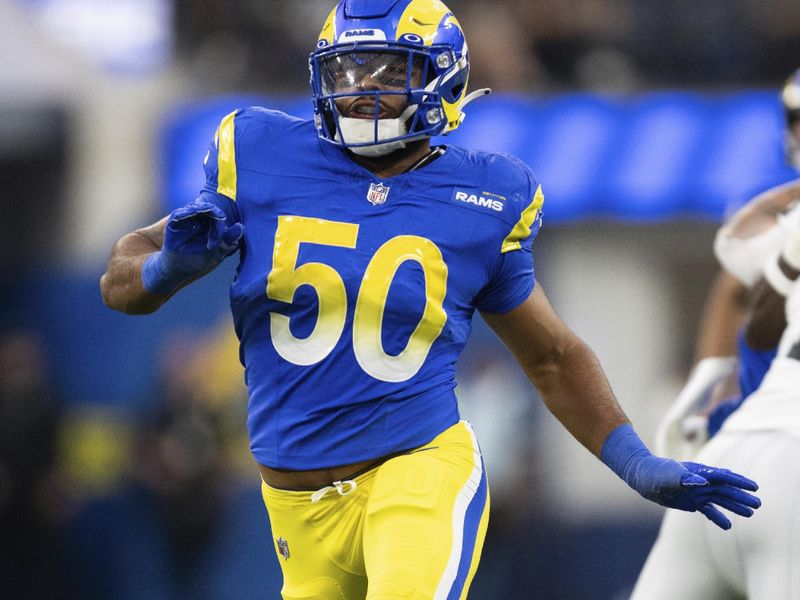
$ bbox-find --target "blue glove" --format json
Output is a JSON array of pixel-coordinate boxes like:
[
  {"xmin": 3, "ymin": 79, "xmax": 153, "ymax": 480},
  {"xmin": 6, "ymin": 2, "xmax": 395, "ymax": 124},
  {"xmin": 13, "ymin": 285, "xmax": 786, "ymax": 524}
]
[
  {"xmin": 142, "ymin": 201, "xmax": 244, "ymax": 295},
  {"xmin": 601, "ymin": 424, "xmax": 760, "ymax": 530}
]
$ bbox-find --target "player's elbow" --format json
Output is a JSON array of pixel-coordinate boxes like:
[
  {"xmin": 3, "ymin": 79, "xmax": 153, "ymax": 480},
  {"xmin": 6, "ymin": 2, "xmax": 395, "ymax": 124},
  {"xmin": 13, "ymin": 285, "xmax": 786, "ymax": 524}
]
[
  {"xmin": 99, "ymin": 272, "xmax": 156, "ymax": 315},
  {"xmin": 525, "ymin": 332, "xmax": 586, "ymax": 385},
  {"xmin": 99, "ymin": 272, "xmax": 118, "ymax": 309},
  {"xmin": 99, "ymin": 272, "xmax": 128, "ymax": 313},
  {"xmin": 525, "ymin": 339, "xmax": 571, "ymax": 381}
]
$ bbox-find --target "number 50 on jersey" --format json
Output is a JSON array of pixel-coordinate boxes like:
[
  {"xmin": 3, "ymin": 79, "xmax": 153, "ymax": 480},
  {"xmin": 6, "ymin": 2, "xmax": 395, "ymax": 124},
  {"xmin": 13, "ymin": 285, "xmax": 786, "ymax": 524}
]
[{"xmin": 267, "ymin": 216, "xmax": 449, "ymax": 383}]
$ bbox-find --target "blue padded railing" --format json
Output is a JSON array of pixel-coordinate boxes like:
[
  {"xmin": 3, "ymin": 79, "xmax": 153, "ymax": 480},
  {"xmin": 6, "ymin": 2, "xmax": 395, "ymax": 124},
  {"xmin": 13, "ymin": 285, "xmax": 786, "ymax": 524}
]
[{"xmin": 161, "ymin": 92, "xmax": 797, "ymax": 222}]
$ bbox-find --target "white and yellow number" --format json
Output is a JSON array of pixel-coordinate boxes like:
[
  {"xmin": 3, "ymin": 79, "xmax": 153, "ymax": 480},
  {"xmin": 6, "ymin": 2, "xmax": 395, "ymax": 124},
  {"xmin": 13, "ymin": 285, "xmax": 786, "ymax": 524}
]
[
  {"xmin": 266, "ymin": 216, "xmax": 448, "ymax": 382},
  {"xmin": 267, "ymin": 216, "xmax": 359, "ymax": 365},
  {"xmin": 354, "ymin": 236, "xmax": 448, "ymax": 382}
]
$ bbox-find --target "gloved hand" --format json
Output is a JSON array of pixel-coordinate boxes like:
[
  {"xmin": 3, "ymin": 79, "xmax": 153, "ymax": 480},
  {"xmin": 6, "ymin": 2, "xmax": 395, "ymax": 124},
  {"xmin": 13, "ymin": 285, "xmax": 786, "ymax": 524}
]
[
  {"xmin": 142, "ymin": 201, "xmax": 244, "ymax": 295},
  {"xmin": 602, "ymin": 424, "xmax": 760, "ymax": 530}
]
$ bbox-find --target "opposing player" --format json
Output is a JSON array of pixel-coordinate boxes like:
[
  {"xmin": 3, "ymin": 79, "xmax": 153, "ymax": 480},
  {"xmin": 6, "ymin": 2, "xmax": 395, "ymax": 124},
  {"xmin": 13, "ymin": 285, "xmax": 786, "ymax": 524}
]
[
  {"xmin": 100, "ymin": 1, "xmax": 760, "ymax": 597},
  {"xmin": 633, "ymin": 71, "xmax": 800, "ymax": 600},
  {"xmin": 632, "ymin": 207, "xmax": 800, "ymax": 600},
  {"xmin": 655, "ymin": 69, "xmax": 800, "ymax": 460}
]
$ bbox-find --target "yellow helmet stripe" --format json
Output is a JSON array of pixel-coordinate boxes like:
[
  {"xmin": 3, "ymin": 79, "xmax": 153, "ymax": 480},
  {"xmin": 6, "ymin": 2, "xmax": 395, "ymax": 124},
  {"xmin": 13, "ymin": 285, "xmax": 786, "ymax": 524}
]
[
  {"xmin": 501, "ymin": 185, "xmax": 544, "ymax": 253},
  {"xmin": 216, "ymin": 110, "xmax": 237, "ymax": 201},
  {"xmin": 396, "ymin": 7, "xmax": 468, "ymax": 131},
  {"xmin": 395, "ymin": 0, "xmax": 450, "ymax": 44},
  {"xmin": 318, "ymin": 5, "xmax": 337, "ymax": 45}
]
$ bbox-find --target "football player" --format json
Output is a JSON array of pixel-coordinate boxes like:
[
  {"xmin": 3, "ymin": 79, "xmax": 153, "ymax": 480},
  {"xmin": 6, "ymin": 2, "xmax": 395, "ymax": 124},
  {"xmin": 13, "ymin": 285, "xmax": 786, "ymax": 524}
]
[
  {"xmin": 633, "ymin": 201, "xmax": 800, "ymax": 600},
  {"xmin": 656, "ymin": 68, "xmax": 800, "ymax": 460},
  {"xmin": 633, "ymin": 70, "xmax": 800, "ymax": 600},
  {"xmin": 100, "ymin": 1, "xmax": 761, "ymax": 597}
]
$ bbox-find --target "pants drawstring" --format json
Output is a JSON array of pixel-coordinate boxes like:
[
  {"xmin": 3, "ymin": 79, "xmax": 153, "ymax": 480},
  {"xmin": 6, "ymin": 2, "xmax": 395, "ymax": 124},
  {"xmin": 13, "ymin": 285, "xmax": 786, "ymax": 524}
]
[{"xmin": 310, "ymin": 479, "xmax": 358, "ymax": 504}]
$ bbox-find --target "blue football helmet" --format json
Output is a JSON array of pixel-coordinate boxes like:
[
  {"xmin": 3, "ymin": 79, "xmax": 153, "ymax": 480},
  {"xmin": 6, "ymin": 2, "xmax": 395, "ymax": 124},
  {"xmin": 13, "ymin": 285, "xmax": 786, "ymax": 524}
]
[
  {"xmin": 309, "ymin": 0, "xmax": 489, "ymax": 156},
  {"xmin": 782, "ymin": 68, "xmax": 800, "ymax": 169}
]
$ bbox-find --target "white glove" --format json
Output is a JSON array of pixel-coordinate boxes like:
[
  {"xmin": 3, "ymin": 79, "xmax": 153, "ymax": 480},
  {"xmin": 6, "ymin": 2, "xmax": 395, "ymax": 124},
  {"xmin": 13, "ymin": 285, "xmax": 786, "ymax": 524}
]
[{"xmin": 654, "ymin": 356, "xmax": 738, "ymax": 460}]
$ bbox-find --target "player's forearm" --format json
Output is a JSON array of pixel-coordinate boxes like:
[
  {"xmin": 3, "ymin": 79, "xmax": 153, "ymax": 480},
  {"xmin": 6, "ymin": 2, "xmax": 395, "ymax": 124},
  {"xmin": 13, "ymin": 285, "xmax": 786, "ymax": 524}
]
[
  {"xmin": 527, "ymin": 336, "xmax": 630, "ymax": 457},
  {"xmin": 744, "ymin": 282, "xmax": 788, "ymax": 350},
  {"xmin": 693, "ymin": 270, "xmax": 748, "ymax": 360},
  {"xmin": 100, "ymin": 232, "xmax": 169, "ymax": 315}
]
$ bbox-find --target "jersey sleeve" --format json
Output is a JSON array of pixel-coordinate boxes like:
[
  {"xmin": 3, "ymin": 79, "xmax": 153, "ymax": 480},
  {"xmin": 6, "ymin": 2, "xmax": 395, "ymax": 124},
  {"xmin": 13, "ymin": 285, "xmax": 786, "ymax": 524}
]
[
  {"xmin": 198, "ymin": 109, "xmax": 243, "ymax": 227},
  {"xmin": 474, "ymin": 250, "xmax": 536, "ymax": 313},
  {"xmin": 198, "ymin": 106, "xmax": 292, "ymax": 226},
  {"xmin": 500, "ymin": 166, "xmax": 544, "ymax": 254},
  {"xmin": 475, "ymin": 162, "xmax": 544, "ymax": 313}
]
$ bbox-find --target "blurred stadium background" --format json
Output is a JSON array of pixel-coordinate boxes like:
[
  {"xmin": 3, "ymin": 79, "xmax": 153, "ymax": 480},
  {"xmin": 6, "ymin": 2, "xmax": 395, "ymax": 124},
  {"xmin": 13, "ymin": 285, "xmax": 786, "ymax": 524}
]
[{"xmin": 2, "ymin": 1, "xmax": 799, "ymax": 598}]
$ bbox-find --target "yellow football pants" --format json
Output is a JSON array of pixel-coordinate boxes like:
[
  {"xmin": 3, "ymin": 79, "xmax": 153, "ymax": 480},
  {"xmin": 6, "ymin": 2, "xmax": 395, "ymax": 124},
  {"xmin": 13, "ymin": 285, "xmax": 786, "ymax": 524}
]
[{"xmin": 261, "ymin": 420, "xmax": 490, "ymax": 600}]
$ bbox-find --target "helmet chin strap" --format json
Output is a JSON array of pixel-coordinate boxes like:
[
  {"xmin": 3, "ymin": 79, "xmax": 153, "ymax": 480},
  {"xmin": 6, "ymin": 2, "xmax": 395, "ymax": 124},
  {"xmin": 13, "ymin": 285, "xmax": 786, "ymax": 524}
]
[{"xmin": 337, "ymin": 104, "xmax": 420, "ymax": 157}]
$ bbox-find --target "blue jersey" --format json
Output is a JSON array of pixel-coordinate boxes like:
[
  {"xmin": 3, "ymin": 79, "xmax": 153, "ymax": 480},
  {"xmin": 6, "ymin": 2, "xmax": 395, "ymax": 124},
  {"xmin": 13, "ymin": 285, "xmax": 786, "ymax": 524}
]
[
  {"xmin": 707, "ymin": 330, "xmax": 778, "ymax": 438},
  {"xmin": 736, "ymin": 330, "xmax": 777, "ymax": 400},
  {"xmin": 200, "ymin": 107, "xmax": 542, "ymax": 469}
]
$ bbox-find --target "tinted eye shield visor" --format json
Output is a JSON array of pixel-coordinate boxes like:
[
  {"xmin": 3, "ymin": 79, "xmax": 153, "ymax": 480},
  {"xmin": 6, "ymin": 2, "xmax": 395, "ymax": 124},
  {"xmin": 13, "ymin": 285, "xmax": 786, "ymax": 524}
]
[
  {"xmin": 310, "ymin": 42, "xmax": 456, "ymax": 145},
  {"xmin": 321, "ymin": 51, "xmax": 418, "ymax": 94},
  {"xmin": 312, "ymin": 42, "xmax": 454, "ymax": 101}
]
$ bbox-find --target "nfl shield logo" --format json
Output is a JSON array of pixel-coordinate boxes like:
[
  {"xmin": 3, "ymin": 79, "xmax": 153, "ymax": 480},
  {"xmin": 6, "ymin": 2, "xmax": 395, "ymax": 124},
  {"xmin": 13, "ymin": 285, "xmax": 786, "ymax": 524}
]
[
  {"xmin": 367, "ymin": 182, "xmax": 390, "ymax": 205},
  {"xmin": 277, "ymin": 537, "xmax": 290, "ymax": 561}
]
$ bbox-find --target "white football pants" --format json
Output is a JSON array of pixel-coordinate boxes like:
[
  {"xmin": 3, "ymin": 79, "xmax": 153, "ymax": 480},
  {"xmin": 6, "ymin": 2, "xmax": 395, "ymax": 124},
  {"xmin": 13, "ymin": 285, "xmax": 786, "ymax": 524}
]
[{"xmin": 630, "ymin": 430, "xmax": 800, "ymax": 600}]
